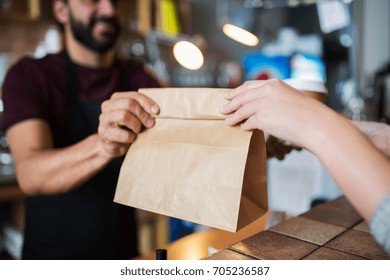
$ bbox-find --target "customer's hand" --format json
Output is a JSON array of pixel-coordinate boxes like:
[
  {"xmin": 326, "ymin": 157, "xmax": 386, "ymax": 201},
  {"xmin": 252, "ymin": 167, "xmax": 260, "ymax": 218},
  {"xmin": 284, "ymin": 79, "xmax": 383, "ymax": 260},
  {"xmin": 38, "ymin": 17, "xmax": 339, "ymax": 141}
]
[
  {"xmin": 219, "ymin": 79, "xmax": 327, "ymax": 149},
  {"xmin": 98, "ymin": 91, "xmax": 159, "ymax": 158},
  {"xmin": 352, "ymin": 121, "xmax": 390, "ymax": 157}
]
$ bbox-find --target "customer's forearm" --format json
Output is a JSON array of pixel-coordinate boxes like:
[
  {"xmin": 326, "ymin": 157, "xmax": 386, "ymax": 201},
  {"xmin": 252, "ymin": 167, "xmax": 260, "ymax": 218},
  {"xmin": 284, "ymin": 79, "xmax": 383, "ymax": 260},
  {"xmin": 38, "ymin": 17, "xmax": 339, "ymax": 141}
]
[
  {"xmin": 352, "ymin": 121, "xmax": 390, "ymax": 157},
  {"xmin": 308, "ymin": 112, "xmax": 390, "ymax": 220}
]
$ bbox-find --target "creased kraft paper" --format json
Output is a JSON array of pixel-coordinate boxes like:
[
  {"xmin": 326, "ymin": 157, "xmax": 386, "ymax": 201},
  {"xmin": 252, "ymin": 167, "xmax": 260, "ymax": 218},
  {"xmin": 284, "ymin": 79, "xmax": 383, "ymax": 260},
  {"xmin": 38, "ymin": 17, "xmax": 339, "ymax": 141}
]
[{"xmin": 114, "ymin": 88, "xmax": 268, "ymax": 232}]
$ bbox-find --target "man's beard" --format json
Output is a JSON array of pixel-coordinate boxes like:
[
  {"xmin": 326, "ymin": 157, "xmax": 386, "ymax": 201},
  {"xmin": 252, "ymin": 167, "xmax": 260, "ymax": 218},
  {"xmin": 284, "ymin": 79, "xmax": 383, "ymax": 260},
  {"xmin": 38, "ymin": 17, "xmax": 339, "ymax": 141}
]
[{"xmin": 69, "ymin": 11, "xmax": 121, "ymax": 54}]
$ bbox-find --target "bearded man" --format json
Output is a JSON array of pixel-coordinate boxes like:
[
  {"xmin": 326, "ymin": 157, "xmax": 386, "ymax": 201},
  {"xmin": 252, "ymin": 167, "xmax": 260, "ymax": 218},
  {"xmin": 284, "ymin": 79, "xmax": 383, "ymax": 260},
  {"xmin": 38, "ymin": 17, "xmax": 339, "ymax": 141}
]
[{"xmin": 2, "ymin": 0, "xmax": 161, "ymax": 259}]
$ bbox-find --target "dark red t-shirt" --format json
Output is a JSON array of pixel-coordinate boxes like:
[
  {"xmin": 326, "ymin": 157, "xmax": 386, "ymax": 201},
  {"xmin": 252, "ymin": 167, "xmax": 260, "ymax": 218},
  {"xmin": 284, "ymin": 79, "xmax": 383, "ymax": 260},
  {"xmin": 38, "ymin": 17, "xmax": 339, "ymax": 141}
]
[{"xmin": 2, "ymin": 52, "xmax": 160, "ymax": 134}]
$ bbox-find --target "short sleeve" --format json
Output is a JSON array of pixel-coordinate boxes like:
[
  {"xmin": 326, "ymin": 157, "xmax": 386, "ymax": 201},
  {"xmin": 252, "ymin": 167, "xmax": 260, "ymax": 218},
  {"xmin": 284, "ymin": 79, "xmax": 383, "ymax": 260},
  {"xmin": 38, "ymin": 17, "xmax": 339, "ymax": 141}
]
[{"xmin": 2, "ymin": 57, "xmax": 49, "ymax": 132}]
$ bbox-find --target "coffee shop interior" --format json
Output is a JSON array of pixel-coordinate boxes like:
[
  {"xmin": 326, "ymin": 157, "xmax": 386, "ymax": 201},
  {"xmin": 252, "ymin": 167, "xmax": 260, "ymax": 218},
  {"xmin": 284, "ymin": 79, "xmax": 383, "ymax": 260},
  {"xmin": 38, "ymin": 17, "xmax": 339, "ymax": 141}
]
[{"xmin": 0, "ymin": 0, "xmax": 389, "ymax": 260}]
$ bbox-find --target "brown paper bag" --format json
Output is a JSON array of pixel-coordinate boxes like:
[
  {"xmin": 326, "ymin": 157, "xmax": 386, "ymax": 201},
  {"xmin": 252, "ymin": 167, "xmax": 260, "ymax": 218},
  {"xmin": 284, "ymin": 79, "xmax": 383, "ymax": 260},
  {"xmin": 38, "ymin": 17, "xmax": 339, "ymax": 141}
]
[{"xmin": 114, "ymin": 88, "xmax": 268, "ymax": 232}]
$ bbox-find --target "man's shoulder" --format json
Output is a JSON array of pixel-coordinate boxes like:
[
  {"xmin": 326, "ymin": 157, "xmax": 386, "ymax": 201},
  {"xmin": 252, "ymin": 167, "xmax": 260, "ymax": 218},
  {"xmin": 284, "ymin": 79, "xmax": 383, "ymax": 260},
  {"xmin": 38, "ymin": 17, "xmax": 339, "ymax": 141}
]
[
  {"xmin": 4, "ymin": 52, "xmax": 65, "ymax": 95},
  {"xmin": 11, "ymin": 53, "xmax": 63, "ymax": 72}
]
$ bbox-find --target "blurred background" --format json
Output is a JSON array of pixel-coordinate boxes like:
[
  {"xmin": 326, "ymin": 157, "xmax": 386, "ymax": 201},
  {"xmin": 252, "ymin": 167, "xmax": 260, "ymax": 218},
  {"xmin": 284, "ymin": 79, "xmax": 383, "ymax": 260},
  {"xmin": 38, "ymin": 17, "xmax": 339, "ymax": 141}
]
[{"xmin": 0, "ymin": 0, "xmax": 389, "ymax": 259}]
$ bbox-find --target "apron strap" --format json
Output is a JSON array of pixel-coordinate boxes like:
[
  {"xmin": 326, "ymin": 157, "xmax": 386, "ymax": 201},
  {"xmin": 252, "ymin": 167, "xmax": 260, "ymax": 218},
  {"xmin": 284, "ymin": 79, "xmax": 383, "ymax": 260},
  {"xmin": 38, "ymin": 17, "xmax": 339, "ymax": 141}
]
[
  {"xmin": 61, "ymin": 50, "xmax": 134, "ymax": 135},
  {"xmin": 62, "ymin": 50, "xmax": 134, "ymax": 99},
  {"xmin": 62, "ymin": 50, "xmax": 81, "ymax": 105}
]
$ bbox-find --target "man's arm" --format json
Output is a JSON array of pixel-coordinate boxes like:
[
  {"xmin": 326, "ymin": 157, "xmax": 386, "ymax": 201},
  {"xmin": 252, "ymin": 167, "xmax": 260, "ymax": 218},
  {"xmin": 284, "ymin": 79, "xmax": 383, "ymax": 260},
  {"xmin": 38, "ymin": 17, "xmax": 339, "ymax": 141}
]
[
  {"xmin": 7, "ymin": 119, "xmax": 111, "ymax": 195},
  {"xmin": 7, "ymin": 91, "xmax": 159, "ymax": 196}
]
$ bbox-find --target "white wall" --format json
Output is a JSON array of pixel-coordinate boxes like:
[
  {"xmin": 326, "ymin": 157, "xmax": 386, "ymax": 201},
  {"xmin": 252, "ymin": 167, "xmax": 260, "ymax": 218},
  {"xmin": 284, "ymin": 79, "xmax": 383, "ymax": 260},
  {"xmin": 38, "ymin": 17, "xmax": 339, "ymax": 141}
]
[{"xmin": 361, "ymin": 0, "xmax": 390, "ymax": 76}]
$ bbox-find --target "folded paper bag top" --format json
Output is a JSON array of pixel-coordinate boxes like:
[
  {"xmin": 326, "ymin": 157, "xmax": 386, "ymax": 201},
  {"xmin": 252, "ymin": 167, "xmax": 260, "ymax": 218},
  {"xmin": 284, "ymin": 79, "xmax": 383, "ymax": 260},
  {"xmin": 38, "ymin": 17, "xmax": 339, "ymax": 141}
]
[
  {"xmin": 139, "ymin": 87, "xmax": 229, "ymax": 120},
  {"xmin": 114, "ymin": 88, "xmax": 268, "ymax": 232}
]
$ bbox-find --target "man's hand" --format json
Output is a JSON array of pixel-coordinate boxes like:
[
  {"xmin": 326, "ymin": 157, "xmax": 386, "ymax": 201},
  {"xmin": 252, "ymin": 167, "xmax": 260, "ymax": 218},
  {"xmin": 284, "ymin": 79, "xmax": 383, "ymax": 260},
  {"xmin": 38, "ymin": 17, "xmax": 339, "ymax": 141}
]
[{"xmin": 98, "ymin": 91, "xmax": 159, "ymax": 158}]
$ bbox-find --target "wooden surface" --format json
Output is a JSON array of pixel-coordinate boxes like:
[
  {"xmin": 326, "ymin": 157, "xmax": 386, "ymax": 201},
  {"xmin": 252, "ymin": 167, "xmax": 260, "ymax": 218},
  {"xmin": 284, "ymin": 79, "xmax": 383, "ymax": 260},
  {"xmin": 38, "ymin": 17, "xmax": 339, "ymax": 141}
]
[
  {"xmin": 0, "ymin": 184, "xmax": 24, "ymax": 203},
  {"xmin": 0, "ymin": 183, "xmax": 25, "ymax": 230},
  {"xmin": 205, "ymin": 196, "xmax": 390, "ymax": 260},
  {"xmin": 135, "ymin": 213, "xmax": 268, "ymax": 260}
]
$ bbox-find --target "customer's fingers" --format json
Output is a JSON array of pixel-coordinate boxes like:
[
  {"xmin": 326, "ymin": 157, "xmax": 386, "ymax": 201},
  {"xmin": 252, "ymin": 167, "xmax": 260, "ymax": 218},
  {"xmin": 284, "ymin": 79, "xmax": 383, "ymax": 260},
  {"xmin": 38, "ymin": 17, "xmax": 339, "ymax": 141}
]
[
  {"xmin": 223, "ymin": 80, "xmax": 268, "ymax": 101},
  {"xmin": 225, "ymin": 100, "xmax": 259, "ymax": 126},
  {"xmin": 220, "ymin": 86, "xmax": 265, "ymax": 115}
]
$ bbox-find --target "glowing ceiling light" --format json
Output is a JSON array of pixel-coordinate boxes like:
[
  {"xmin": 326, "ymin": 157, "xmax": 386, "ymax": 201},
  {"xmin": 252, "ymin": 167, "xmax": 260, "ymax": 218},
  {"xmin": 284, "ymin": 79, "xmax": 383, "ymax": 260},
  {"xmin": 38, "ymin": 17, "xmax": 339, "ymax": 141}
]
[
  {"xmin": 222, "ymin": 23, "xmax": 259, "ymax": 47},
  {"xmin": 173, "ymin": 41, "xmax": 204, "ymax": 70}
]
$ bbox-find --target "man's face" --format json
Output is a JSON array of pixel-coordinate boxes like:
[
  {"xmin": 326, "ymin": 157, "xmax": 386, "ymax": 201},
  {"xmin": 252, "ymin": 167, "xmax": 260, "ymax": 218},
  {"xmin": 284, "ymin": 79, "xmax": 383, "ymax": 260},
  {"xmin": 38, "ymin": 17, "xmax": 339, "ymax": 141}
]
[{"xmin": 68, "ymin": 0, "xmax": 121, "ymax": 53}]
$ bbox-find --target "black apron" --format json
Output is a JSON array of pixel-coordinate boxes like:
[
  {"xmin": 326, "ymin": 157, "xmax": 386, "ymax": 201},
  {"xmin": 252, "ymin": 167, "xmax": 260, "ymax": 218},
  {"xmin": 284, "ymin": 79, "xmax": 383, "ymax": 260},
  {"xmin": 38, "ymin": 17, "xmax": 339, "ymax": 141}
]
[{"xmin": 22, "ymin": 51, "xmax": 138, "ymax": 260}]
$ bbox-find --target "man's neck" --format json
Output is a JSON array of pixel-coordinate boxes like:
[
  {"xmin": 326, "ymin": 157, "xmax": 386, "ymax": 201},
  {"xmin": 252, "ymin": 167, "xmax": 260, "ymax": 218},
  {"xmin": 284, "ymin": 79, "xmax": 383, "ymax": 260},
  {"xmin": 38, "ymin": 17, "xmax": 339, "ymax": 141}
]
[{"xmin": 65, "ymin": 33, "xmax": 114, "ymax": 69}]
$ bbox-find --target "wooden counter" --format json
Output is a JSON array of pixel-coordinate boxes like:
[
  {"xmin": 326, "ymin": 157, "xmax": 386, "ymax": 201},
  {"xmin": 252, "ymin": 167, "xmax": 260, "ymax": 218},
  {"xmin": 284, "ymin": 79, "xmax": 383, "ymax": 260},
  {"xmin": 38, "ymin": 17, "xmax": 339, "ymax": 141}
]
[
  {"xmin": 0, "ymin": 181, "xmax": 25, "ymax": 230},
  {"xmin": 135, "ymin": 214, "xmax": 268, "ymax": 260},
  {"xmin": 205, "ymin": 196, "xmax": 390, "ymax": 260},
  {"xmin": 0, "ymin": 184, "xmax": 24, "ymax": 203},
  {"xmin": 0, "ymin": 171, "xmax": 21, "ymax": 203}
]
